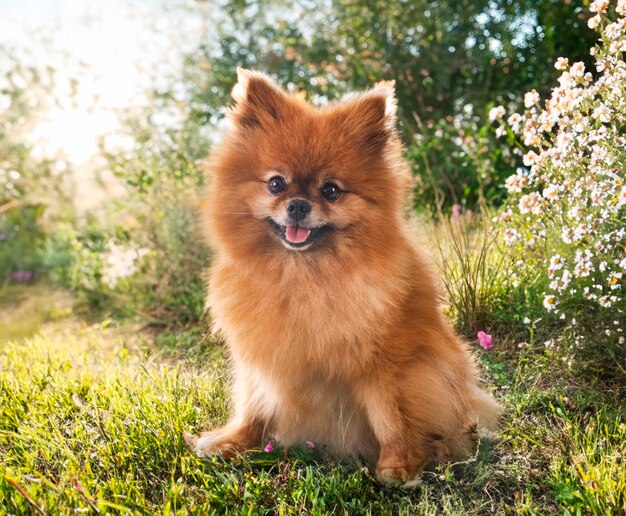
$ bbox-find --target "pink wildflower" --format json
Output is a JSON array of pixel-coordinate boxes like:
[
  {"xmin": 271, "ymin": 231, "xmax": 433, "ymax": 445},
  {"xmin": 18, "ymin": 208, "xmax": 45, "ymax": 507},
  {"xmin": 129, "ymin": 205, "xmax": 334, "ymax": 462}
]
[
  {"xmin": 263, "ymin": 441, "xmax": 274, "ymax": 453},
  {"xmin": 451, "ymin": 203, "xmax": 461, "ymax": 222},
  {"xmin": 477, "ymin": 331, "xmax": 494, "ymax": 350},
  {"xmin": 306, "ymin": 441, "xmax": 316, "ymax": 449}
]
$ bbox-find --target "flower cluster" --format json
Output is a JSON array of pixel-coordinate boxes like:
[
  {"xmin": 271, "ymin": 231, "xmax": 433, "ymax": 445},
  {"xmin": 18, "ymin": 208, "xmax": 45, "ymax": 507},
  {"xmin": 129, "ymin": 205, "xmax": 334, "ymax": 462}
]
[
  {"xmin": 101, "ymin": 242, "xmax": 149, "ymax": 289},
  {"xmin": 493, "ymin": 2, "xmax": 625, "ymax": 341}
]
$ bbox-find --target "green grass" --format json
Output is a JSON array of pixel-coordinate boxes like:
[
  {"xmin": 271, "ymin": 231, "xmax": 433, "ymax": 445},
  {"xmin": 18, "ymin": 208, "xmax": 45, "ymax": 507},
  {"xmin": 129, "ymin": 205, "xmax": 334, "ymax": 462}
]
[
  {"xmin": 1, "ymin": 287, "xmax": 624, "ymax": 514},
  {"xmin": 0, "ymin": 284, "xmax": 73, "ymax": 342}
]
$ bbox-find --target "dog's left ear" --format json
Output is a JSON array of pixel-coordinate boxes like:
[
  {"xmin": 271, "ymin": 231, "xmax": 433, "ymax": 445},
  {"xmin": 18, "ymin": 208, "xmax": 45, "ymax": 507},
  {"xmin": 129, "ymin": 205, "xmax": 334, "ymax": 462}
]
[
  {"xmin": 231, "ymin": 68, "xmax": 291, "ymax": 130},
  {"xmin": 340, "ymin": 80, "xmax": 398, "ymax": 150}
]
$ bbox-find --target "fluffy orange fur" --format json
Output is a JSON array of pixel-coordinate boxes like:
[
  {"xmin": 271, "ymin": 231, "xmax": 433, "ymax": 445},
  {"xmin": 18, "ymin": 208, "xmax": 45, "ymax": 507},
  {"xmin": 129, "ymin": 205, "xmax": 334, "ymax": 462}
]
[{"xmin": 184, "ymin": 68, "xmax": 500, "ymax": 486}]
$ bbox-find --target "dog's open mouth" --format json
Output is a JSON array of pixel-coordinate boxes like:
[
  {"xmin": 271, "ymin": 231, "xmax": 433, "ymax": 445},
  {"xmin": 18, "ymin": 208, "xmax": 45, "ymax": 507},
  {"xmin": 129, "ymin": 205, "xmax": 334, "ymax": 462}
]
[{"xmin": 266, "ymin": 219, "xmax": 332, "ymax": 249}]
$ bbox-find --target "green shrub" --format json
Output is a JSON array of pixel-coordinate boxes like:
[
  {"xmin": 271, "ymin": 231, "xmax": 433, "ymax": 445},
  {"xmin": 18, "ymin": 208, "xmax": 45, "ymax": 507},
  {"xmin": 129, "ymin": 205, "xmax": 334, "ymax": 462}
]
[
  {"xmin": 407, "ymin": 110, "xmax": 518, "ymax": 214},
  {"xmin": 0, "ymin": 49, "xmax": 69, "ymax": 283},
  {"xmin": 0, "ymin": 204, "xmax": 45, "ymax": 282},
  {"xmin": 42, "ymin": 89, "xmax": 213, "ymax": 324}
]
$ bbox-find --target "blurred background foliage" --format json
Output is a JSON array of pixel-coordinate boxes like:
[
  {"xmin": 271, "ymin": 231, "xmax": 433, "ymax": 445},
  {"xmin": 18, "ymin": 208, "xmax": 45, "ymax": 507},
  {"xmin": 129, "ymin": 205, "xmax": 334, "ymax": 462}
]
[
  {"xmin": 185, "ymin": 0, "xmax": 596, "ymax": 208},
  {"xmin": 0, "ymin": 0, "xmax": 599, "ymax": 328},
  {"xmin": 0, "ymin": 51, "xmax": 72, "ymax": 282}
]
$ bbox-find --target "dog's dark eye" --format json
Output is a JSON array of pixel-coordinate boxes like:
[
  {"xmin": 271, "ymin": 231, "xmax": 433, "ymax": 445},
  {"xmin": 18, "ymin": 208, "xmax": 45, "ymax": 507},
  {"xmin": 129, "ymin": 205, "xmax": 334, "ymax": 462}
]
[
  {"xmin": 268, "ymin": 176, "xmax": 287, "ymax": 195},
  {"xmin": 321, "ymin": 182, "xmax": 341, "ymax": 202}
]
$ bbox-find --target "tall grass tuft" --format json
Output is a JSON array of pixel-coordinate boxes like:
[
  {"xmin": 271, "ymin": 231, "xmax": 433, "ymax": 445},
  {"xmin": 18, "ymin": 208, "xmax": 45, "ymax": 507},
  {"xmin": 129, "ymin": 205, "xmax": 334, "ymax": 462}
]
[{"xmin": 425, "ymin": 209, "xmax": 511, "ymax": 336}]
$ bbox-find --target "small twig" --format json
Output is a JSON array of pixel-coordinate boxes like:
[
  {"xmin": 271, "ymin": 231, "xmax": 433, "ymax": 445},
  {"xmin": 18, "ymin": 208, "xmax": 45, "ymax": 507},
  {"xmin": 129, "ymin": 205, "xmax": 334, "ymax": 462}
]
[
  {"xmin": 6, "ymin": 477, "xmax": 47, "ymax": 515},
  {"xmin": 0, "ymin": 199, "xmax": 22, "ymax": 214},
  {"xmin": 71, "ymin": 477, "xmax": 100, "ymax": 513}
]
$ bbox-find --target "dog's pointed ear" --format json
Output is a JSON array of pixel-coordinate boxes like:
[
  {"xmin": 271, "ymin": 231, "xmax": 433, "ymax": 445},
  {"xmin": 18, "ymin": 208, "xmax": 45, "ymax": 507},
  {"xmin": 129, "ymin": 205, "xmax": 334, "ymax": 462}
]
[
  {"xmin": 339, "ymin": 80, "xmax": 398, "ymax": 150},
  {"xmin": 231, "ymin": 68, "xmax": 290, "ymax": 129}
]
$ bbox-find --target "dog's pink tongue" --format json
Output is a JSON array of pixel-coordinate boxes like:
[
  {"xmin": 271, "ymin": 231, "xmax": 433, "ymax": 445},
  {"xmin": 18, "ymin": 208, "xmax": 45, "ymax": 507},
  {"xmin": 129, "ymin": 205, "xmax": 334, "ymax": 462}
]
[{"xmin": 286, "ymin": 225, "xmax": 311, "ymax": 244}]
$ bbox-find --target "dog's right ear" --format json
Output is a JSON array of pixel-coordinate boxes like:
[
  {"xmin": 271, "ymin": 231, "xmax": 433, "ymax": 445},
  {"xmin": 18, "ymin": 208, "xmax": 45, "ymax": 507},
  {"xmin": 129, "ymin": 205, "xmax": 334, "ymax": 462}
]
[
  {"xmin": 331, "ymin": 81, "xmax": 398, "ymax": 154},
  {"xmin": 231, "ymin": 68, "xmax": 290, "ymax": 130}
]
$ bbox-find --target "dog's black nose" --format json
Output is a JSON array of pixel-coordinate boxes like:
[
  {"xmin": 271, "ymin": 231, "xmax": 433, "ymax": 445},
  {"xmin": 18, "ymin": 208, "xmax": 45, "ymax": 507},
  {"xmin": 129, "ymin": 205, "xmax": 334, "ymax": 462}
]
[{"xmin": 286, "ymin": 199, "xmax": 311, "ymax": 222}]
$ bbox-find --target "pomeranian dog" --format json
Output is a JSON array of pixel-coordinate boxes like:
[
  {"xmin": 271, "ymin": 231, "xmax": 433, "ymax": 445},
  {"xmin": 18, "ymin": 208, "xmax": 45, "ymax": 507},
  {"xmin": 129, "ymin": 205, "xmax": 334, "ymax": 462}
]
[{"xmin": 184, "ymin": 68, "xmax": 500, "ymax": 486}]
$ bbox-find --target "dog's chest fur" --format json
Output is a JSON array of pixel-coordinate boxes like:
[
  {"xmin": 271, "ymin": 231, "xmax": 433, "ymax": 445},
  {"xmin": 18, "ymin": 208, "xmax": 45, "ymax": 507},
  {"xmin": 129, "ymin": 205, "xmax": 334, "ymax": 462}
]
[{"xmin": 208, "ymin": 254, "xmax": 410, "ymax": 378}]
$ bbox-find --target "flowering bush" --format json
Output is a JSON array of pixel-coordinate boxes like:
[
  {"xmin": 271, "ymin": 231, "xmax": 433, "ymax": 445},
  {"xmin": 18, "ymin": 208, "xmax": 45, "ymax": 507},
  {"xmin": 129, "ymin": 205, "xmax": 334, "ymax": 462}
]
[{"xmin": 492, "ymin": 1, "xmax": 626, "ymax": 346}]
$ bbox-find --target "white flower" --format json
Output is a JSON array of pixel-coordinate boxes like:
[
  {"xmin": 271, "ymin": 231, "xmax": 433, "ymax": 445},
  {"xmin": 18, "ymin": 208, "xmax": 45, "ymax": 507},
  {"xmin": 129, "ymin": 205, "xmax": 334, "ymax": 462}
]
[
  {"xmin": 599, "ymin": 296, "xmax": 613, "ymax": 307},
  {"xmin": 518, "ymin": 192, "xmax": 544, "ymax": 214},
  {"xmin": 507, "ymin": 113, "xmax": 522, "ymax": 132},
  {"xmin": 523, "ymin": 151, "xmax": 539, "ymax": 167},
  {"xmin": 561, "ymin": 227, "xmax": 574, "ymax": 244},
  {"xmin": 524, "ymin": 89, "xmax": 540, "ymax": 108},
  {"xmin": 570, "ymin": 62, "xmax": 585, "ymax": 77},
  {"xmin": 567, "ymin": 206, "xmax": 581, "ymax": 219},
  {"xmin": 573, "ymin": 250, "xmax": 593, "ymax": 277},
  {"xmin": 542, "ymin": 184, "xmax": 559, "ymax": 199},
  {"xmin": 589, "ymin": 0, "xmax": 608, "ymax": 14},
  {"xmin": 588, "ymin": 14, "xmax": 601, "ymax": 29},
  {"xmin": 489, "ymin": 105, "xmax": 506, "ymax": 122},
  {"xmin": 555, "ymin": 57, "xmax": 569, "ymax": 70},
  {"xmin": 505, "ymin": 174, "xmax": 528, "ymax": 193},
  {"xmin": 619, "ymin": 187, "xmax": 626, "ymax": 207},
  {"xmin": 608, "ymin": 272, "xmax": 622, "ymax": 286},
  {"xmin": 550, "ymin": 254, "xmax": 565, "ymax": 271},
  {"xmin": 605, "ymin": 21, "xmax": 623, "ymax": 39},
  {"xmin": 494, "ymin": 209, "xmax": 513, "ymax": 224},
  {"xmin": 503, "ymin": 228, "xmax": 519, "ymax": 246},
  {"xmin": 543, "ymin": 295, "xmax": 557, "ymax": 311},
  {"xmin": 561, "ymin": 269, "xmax": 572, "ymax": 288}
]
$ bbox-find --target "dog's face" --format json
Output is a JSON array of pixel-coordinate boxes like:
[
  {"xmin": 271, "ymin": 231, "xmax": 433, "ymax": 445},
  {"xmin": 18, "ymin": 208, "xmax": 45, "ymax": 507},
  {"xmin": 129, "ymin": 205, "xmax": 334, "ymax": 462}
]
[
  {"xmin": 259, "ymin": 168, "xmax": 352, "ymax": 252},
  {"xmin": 207, "ymin": 69, "xmax": 410, "ymax": 257}
]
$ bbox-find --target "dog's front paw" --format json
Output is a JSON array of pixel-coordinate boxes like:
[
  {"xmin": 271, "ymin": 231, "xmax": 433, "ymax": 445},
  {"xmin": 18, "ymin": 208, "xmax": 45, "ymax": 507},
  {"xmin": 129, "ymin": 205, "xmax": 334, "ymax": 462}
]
[
  {"xmin": 376, "ymin": 466, "xmax": 417, "ymax": 486},
  {"xmin": 376, "ymin": 467, "xmax": 423, "ymax": 488},
  {"xmin": 184, "ymin": 431, "xmax": 232, "ymax": 459},
  {"xmin": 375, "ymin": 450, "xmax": 424, "ymax": 488}
]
